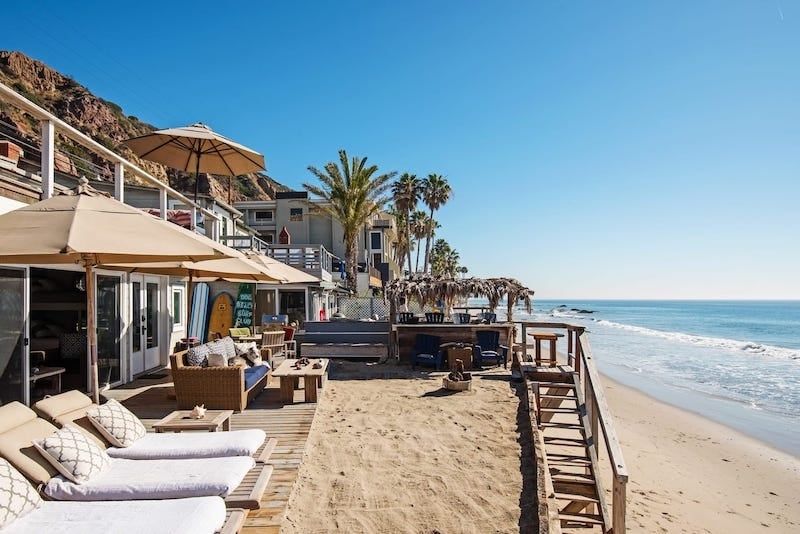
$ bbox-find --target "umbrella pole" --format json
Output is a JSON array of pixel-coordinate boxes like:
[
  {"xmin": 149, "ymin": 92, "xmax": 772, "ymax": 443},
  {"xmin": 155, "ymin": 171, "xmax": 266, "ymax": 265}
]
[
  {"xmin": 83, "ymin": 258, "xmax": 100, "ymax": 404},
  {"xmin": 186, "ymin": 272, "xmax": 194, "ymax": 341},
  {"xmin": 193, "ymin": 149, "xmax": 201, "ymax": 203}
]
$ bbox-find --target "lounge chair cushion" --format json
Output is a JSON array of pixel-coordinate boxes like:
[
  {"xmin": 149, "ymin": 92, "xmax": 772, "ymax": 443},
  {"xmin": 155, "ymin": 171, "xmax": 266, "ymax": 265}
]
[
  {"xmin": 32, "ymin": 425, "xmax": 111, "ymax": 484},
  {"xmin": 0, "ymin": 458, "xmax": 41, "ymax": 528},
  {"xmin": 2, "ymin": 496, "xmax": 226, "ymax": 534},
  {"xmin": 86, "ymin": 399, "xmax": 147, "ymax": 448},
  {"xmin": 106, "ymin": 429, "xmax": 267, "ymax": 460},
  {"xmin": 44, "ymin": 456, "xmax": 254, "ymax": 501},
  {"xmin": 244, "ymin": 365, "xmax": 269, "ymax": 390}
]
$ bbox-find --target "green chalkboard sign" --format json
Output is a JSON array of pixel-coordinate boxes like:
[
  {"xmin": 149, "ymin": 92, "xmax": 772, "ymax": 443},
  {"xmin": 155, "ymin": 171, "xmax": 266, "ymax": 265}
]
[{"xmin": 233, "ymin": 283, "xmax": 254, "ymax": 327}]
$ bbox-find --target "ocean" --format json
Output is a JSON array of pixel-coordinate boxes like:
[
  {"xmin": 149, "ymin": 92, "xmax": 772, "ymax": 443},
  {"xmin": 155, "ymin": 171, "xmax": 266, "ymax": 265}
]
[{"xmin": 472, "ymin": 299, "xmax": 800, "ymax": 457}]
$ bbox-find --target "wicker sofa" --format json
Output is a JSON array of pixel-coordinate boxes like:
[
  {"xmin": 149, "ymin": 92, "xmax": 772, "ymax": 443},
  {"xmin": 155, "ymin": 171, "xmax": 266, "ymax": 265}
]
[{"xmin": 169, "ymin": 337, "xmax": 271, "ymax": 412}]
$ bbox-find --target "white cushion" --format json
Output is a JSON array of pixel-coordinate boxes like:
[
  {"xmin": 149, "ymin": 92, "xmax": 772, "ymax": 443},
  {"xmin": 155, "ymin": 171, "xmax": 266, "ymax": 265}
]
[
  {"xmin": 106, "ymin": 429, "xmax": 266, "ymax": 460},
  {"xmin": 0, "ymin": 458, "xmax": 41, "ymax": 528},
  {"xmin": 32, "ymin": 425, "xmax": 110, "ymax": 484},
  {"xmin": 44, "ymin": 456, "xmax": 254, "ymax": 501},
  {"xmin": 86, "ymin": 399, "xmax": 147, "ymax": 448},
  {"xmin": 2, "ymin": 496, "xmax": 226, "ymax": 534}
]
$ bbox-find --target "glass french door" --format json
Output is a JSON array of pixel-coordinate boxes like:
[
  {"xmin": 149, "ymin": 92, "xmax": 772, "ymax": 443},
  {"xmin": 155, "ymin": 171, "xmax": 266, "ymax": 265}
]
[
  {"xmin": 130, "ymin": 275, "xmax": 161, "ymax": 376},
  {"xmin": 96, "ymin": 274, "xmax": 122, "ymax": 389},
  {"xmin": 0, "ymin": 267, "xmax": 28, "ymax": 405}
]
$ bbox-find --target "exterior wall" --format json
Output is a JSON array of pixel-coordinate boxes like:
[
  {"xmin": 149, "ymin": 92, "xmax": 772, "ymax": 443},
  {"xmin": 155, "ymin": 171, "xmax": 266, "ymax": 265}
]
[{"xmin": 276, "ymin": 197, "xmax": 310, "ymax": 243}]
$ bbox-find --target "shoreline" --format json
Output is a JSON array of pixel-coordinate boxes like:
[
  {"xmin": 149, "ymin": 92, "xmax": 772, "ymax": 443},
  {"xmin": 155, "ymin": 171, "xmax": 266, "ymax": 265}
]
[
  {"xmin": 600, "ymin": 374, "xmax": 800, "ymax": 532},
  {"xmin": 598, "ymin": 364, "xmax": 800, "ymax": 459}
]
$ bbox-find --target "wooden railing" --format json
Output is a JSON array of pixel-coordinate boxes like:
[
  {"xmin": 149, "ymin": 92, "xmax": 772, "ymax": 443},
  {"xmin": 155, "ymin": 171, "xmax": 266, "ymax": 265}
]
[{"xmin": 517, "ymin": 321, "xmax": 628, "ymax": 533}]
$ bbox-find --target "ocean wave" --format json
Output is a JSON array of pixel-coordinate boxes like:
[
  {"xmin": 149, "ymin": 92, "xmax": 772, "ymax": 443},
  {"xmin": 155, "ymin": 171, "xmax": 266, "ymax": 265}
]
[{"xmin": 593, "ymin": 319, "xmax": 800, "ymax": 361}]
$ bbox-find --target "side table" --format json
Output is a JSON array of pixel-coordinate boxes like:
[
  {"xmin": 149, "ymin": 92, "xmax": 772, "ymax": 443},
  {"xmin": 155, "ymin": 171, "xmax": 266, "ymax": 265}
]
[{"xmin": 152, "ymin": 409, "xmax": 233, "ymax": 432}]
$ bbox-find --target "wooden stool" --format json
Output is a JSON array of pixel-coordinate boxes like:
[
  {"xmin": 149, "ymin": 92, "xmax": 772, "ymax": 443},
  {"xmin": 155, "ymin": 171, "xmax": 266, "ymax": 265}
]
[{"xmin": 532, "ymin": 333, "xmax": 561, "ymax": 367}]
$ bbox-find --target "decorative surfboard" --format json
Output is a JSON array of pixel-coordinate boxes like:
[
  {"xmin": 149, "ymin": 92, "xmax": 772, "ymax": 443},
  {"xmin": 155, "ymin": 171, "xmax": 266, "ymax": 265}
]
[
  {"xmin": 188, "ymin": 282, "xmax": 210, "ymax": 342},
  {"xmin": 206, "ymin": 292, "xmax": 235, "ymax": 342},
  {"xmin": 233, "ymin": 283, "xmax": 254, "ymax": 328}
]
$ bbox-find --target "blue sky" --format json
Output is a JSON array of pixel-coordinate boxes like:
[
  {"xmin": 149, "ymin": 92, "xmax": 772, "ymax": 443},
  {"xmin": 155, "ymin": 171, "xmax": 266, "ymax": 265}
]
[{"xmin": 4, "ymin": 1, "xmax": 799, "ymax": 299}]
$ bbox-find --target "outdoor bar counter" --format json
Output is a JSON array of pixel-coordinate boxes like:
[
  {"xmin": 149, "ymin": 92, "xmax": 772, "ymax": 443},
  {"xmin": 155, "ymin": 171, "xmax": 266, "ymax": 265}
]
[{"xmin": 393, "ymin": 323, "xmax": 514, "ymax": 365}]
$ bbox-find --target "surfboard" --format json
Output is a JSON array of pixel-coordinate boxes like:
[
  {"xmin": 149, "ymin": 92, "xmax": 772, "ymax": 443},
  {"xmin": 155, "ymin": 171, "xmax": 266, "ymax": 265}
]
[
  {"xmin": 188, "ymin": 282, "xmax": 210, "ymax": 342},
  {"xmin": 206, "ymin": 291, "xmax": 235, "ymax": 342}
]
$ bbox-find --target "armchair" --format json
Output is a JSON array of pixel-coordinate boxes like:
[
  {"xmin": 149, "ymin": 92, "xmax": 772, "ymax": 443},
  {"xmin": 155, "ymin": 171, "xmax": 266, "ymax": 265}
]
[
  {"xmin": 282, "ymin": 326, "xmax": 297, "ymax": 358},
  {"xmin": 473, "ymin": 330, "xmax": 508, "ymax": 368},
  {"xmin": 411, "ymin": 334, "xmax": 444, "ymax": 370},
  {"xmin": 260, "ymin": 330, "xmax": 286, "ymax": 362}
]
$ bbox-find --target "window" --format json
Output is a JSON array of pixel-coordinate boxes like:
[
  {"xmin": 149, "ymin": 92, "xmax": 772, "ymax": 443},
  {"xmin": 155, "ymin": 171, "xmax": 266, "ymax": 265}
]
[
  {"xmin": 370, "ymin": 231, "xmax": 382, "ymax": 250},
  {"xmin": 172, "ymin": 286, "xmax": 184, "ymax": 330},
  {"xmin": 373, "ymin": 253, "xmax": 382, "ymax": 266},
  {"xmin": 254, "ymin": 210, "xmax": 273, "ymax": 221},
  {"xmin": 290, "ymin": 208, "xmax": 303, "ymax": 222}
]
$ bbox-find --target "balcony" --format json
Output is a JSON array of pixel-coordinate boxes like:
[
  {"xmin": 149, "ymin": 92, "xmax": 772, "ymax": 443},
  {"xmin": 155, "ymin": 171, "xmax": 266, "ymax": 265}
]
[{"xmin": 268, "ymin": 243, "xmax": 336, "ymax": 283}]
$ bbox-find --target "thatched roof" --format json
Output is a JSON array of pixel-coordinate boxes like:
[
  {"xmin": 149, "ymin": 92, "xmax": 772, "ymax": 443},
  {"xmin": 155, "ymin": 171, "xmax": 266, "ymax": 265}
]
[{"xmin": 384, "ymin": 275, "xmax": 534, "ymax": 317}]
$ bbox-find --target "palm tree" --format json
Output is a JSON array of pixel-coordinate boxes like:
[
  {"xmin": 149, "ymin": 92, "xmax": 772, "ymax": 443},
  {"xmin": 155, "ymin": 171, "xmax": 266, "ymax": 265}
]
[
  {"xmin": 387, "ymin": 206, "xmax": 409, "ymax": 268},
  {"xmin": 304, "ymin": 150, "xmax": 396, "ymax": 292},
  {"xmin": 430, "ymin": 238, "xmax": 462, "ymax": 278},
  {"xmin": 421, "ymin": 174, "xmax": 452, "ymax": 273},
  {"xmin": 391, "ymin": 173, "xmax": 421, "ymax": 276},
  {"xmin": 410, "ymin": 210, "xmax": 429, "ymax": 273}
]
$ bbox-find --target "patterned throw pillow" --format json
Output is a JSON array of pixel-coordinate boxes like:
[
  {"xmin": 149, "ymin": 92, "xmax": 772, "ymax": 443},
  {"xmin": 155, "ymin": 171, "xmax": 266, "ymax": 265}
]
[
  {"xmin": 86, "ymin": 399, "xmax": 147, "ymax": 448},
  {"xmin": 186, "ymin": 343, "xmax": 211, "ymax": 367},
  {"xmin": 208, "ymin": 337, "xmax": 236, "ymax": 359},
  {"xmin": 0, "ymin": 458, "xmax": 41, "ymax": 528},
  {"xmin": 32, "ymin": 425, "xmax": 111, "ymax": 484},
  {"xmin": 234, "ymin": 342, "xmax": 262, "ymax": 366},
  {"xmin": 207, "ymin": 353, "xmax": 228, "ymax": 367},
  {"xmin": 228, "ymin": 356, "xmax": 248, "ymax": 367}
]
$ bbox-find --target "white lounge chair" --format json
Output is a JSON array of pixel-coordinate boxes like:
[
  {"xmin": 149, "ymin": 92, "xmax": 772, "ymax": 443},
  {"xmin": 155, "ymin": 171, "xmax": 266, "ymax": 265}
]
[
  {"xmin": 0, "ymin": 458, "xmax": 245, "ymax": 534},
  {"xmin": 0, "ymin": 402, "xmax": 253, "ymax": 503},
  {"xmin": 33, "ymin": 391, "xmax": 275, "ymax": 463}
]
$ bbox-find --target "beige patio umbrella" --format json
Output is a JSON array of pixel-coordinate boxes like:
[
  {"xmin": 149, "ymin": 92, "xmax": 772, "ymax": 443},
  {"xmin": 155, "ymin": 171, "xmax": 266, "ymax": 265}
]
[
  {"xmin": 0, "ymin": 179, "xmax": 237, "ymax": 403},
  {"xmin": 242, "ymin": 250, "xmax": 320, "ymax": 284},
  {"xmin": 123, "ymin": 122, "xmax": 266, "ymax": 202}
]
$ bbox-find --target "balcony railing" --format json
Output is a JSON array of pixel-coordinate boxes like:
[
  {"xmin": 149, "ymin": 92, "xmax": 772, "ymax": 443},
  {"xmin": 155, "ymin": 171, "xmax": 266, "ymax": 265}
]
[{"xmin": 268, "ymin": 243, "xmax": 337, "ymax": 283}]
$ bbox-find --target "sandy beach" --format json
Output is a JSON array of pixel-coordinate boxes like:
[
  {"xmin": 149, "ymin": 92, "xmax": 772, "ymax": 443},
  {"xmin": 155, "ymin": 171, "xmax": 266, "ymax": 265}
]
[{"xmin": 282, "ymin": 361, "xmax": 800, "ymax": 533}]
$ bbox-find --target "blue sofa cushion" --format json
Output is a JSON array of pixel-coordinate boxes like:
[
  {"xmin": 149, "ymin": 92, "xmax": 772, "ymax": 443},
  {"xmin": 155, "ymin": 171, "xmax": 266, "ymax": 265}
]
[{"xmin": 244, "ymin": 365, "xmax": 268, "ymax": 390}]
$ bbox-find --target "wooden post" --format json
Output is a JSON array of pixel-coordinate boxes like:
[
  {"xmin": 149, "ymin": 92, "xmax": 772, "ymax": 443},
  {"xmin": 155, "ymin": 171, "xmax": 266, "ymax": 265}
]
[
  {"xmin": 613, "ymin": 477, "xmax": 627, "ymax": 533},
  {"xmin": 83, "ymin": 257, "xmax": 99, "ymax": 404}
]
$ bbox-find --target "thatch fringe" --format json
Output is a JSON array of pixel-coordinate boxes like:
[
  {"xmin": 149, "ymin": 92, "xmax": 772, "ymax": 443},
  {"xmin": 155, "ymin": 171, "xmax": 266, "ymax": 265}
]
[{"xmin": 384, "ymin": 275, "xmax": 533, "ymax": 321}]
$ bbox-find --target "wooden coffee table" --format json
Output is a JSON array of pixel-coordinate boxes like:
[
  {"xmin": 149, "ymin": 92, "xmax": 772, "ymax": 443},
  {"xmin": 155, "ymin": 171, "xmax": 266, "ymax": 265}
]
[
  {"xmin": 271, "ymin": 358, "xmax": 329, "ymax": 403},
  {"xmin": 152, "ymin": 409, "xmax": 234, "ymax": 433}
]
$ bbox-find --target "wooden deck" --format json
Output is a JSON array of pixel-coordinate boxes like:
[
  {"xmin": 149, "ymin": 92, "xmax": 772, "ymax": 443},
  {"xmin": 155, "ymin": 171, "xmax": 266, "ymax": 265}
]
[{"xmin": 103, "ymin": 360, "xmax": 318, "ymax": 533}]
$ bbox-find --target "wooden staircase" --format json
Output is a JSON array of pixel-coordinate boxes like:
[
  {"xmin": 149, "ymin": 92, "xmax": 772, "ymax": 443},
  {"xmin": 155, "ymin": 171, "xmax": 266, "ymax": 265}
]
[{"xmin": 531, "ymin": 374, "xmax": 609, "ymax": 532}]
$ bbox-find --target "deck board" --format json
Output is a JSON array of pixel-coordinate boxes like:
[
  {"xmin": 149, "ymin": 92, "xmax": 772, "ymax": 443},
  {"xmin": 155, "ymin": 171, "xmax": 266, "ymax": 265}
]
[{"xmin": 103, "ymin": 361, "xmax": 319, "ymax": 532}]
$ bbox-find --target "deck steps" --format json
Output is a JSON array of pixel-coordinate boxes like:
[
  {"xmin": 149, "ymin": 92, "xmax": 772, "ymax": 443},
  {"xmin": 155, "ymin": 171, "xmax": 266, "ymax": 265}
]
[
  {"xmin": 526, "ymin": 373, "xmax": 608, "ymax": 533},
  {"xmin": 540, "ymin": 394, "xmax": 577, "ymax": 400}
]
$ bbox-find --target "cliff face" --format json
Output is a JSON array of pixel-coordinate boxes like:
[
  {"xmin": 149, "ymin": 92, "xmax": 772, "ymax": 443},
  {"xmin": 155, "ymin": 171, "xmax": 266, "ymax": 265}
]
[{"xmin": 0, "ymin": 51, "xmax": 289, "ymax": 200}]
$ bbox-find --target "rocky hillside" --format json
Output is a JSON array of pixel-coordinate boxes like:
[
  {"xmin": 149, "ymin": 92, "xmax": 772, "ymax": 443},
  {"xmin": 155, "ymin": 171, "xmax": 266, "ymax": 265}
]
[{"xmin": 0, "ymin": 51, "xmax": 289, "ymax": 201}]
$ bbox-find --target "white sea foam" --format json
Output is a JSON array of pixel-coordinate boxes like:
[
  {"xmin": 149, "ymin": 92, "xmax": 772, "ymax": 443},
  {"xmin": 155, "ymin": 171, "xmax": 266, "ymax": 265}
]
[{"xmin": 591, "ymin": 319, "xmax": 800, "ymax": 362}]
